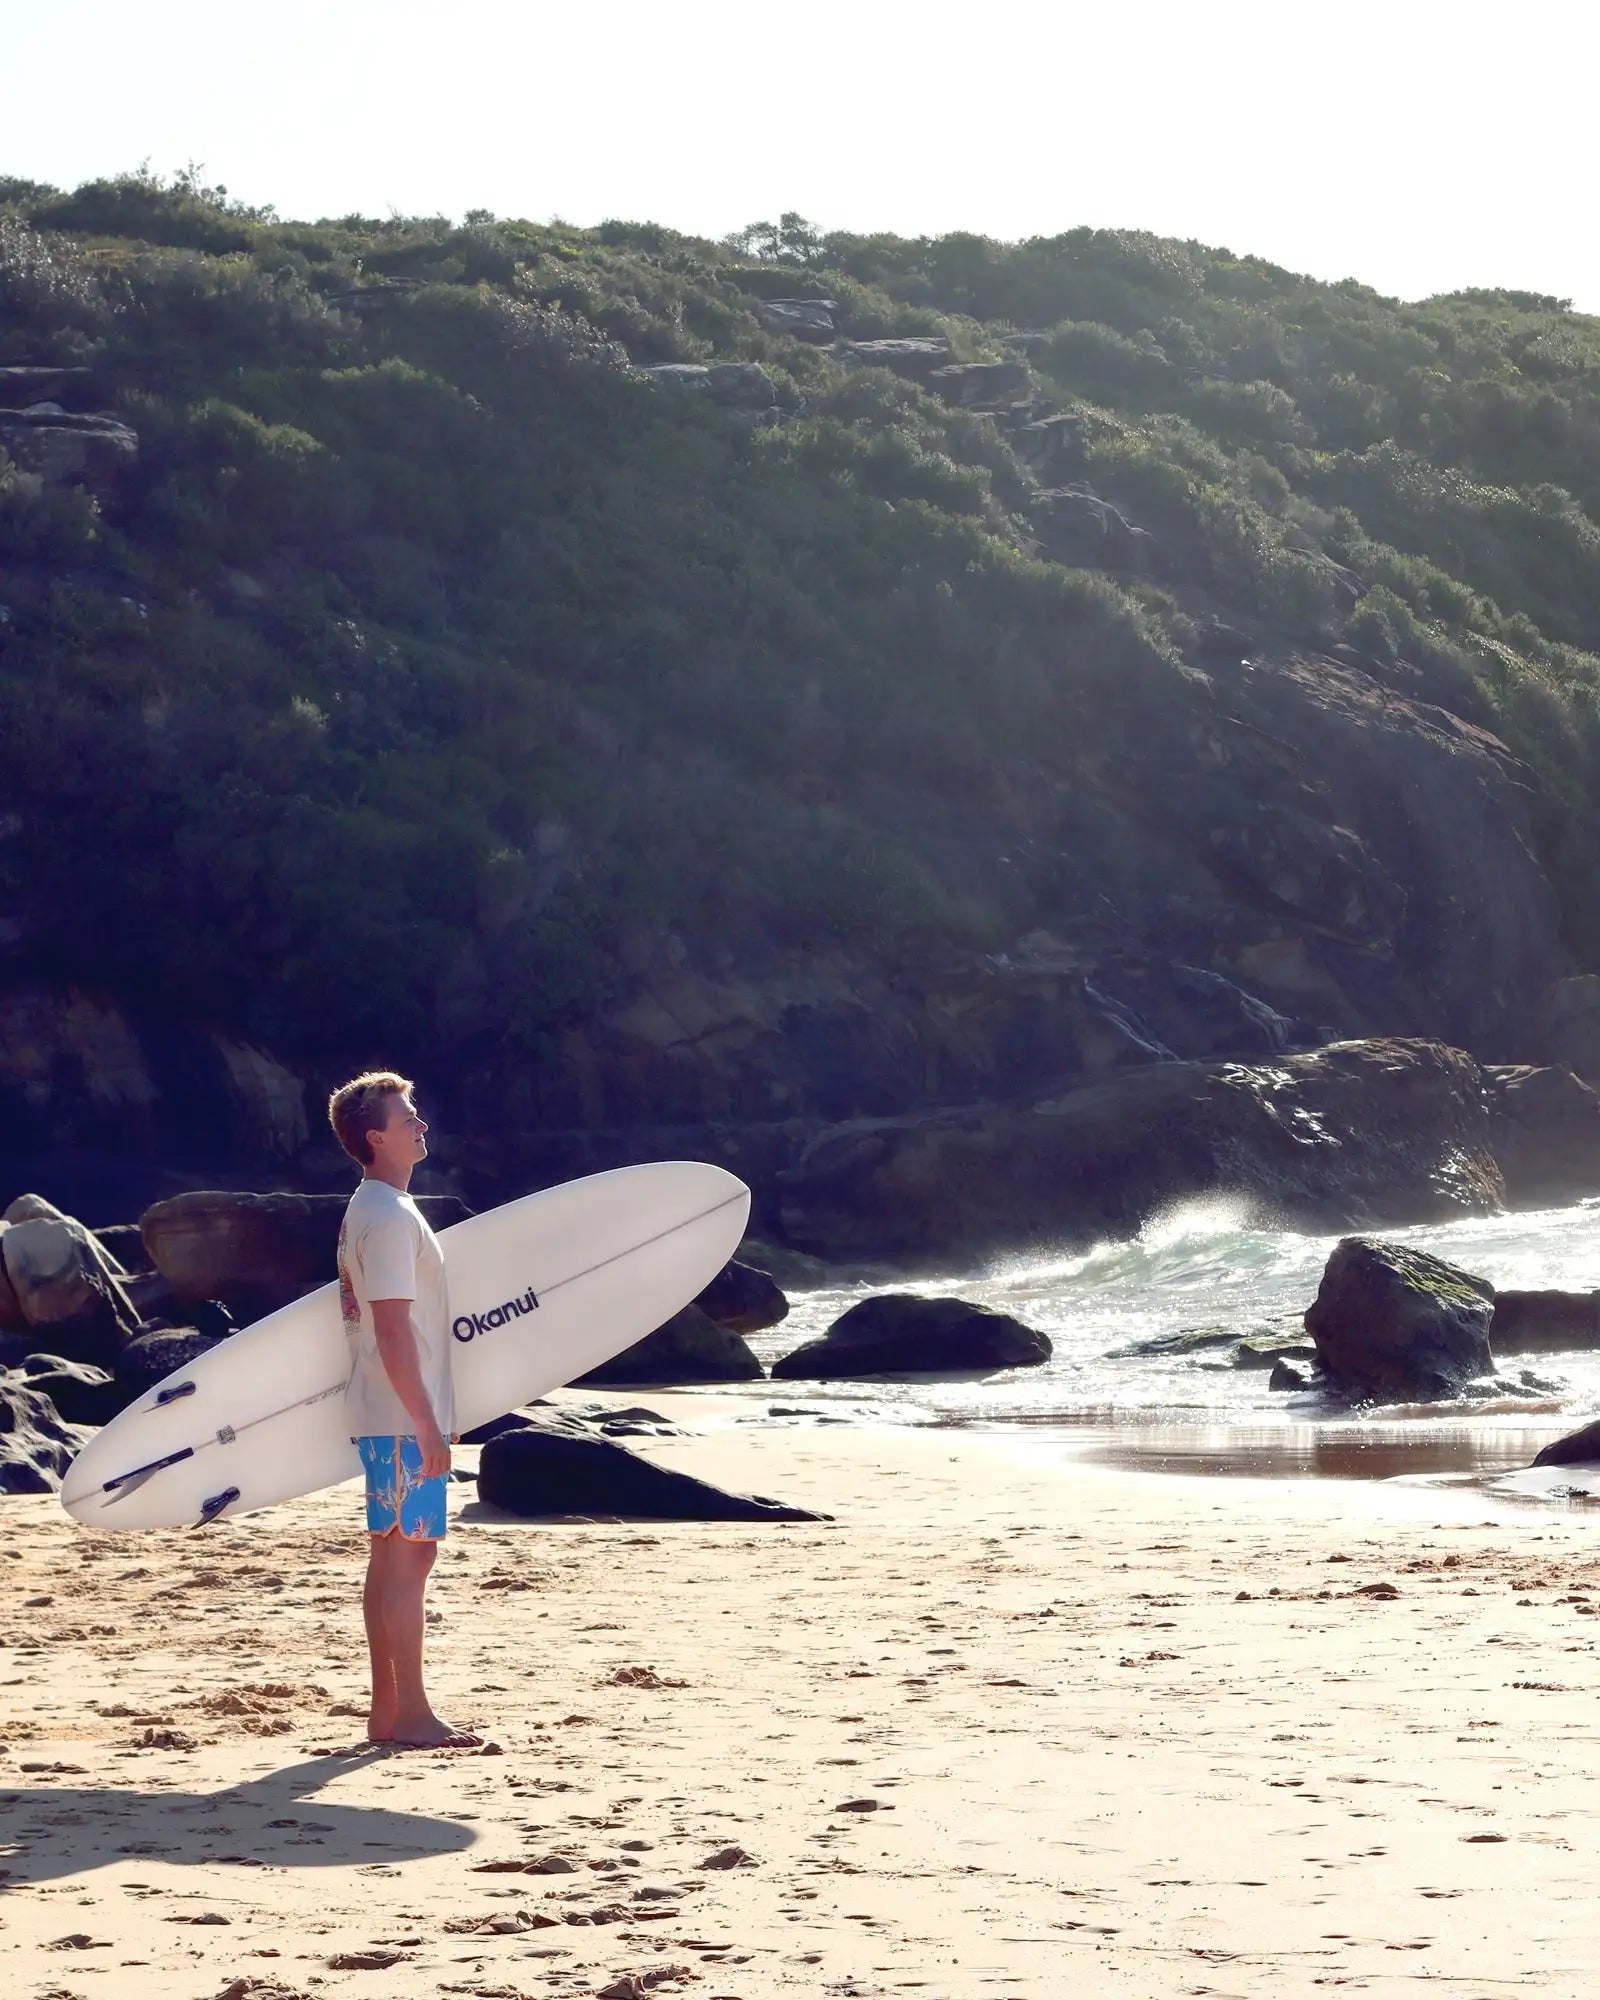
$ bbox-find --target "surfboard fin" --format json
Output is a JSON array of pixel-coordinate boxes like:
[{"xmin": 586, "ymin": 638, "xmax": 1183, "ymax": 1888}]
[
  {"xmin": 100, "ymin": 1445, "xmax": 196, "ymax": 1501},
  {"xmin": 194, "ymin": 1487, "xmax": 240, "ymax": 1528}
]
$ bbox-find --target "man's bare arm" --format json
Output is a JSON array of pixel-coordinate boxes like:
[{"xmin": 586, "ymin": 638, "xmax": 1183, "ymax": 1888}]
[{"xmin": 370, "ymin": 1298, "xmax": 450, "ymax": 1478}]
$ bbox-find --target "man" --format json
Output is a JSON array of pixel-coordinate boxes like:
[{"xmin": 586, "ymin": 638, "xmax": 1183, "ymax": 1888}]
[{"xmin": 327, "ymin": 1070, "xmax": 481, "ymax": 1750}]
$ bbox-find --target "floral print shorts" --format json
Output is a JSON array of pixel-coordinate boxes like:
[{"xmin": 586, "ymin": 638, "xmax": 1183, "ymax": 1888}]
[{"xmin": 355, "ymin": 1435, "xmax": 448, "ymax": 1541}]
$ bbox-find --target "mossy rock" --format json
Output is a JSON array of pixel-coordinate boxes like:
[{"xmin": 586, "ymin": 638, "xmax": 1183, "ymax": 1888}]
[{"xmin": 1304, "ymin": 1236, "xmax": 1494, "ymax": 1400}]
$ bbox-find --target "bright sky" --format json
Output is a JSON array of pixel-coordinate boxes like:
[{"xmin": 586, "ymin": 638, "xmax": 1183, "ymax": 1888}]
[{"xmin": 10, "ymin": 0, "xmax": 1598, "ymax": 310}]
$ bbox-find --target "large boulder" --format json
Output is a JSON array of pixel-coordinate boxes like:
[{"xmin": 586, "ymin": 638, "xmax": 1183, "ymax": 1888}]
[
  {"xmin": 461, "ymin": 1408, "xmax": 543, "ymax": 1446},
  {"xmin": 1304, "ymin": 1238, "xmax": 1495, "ymax": 1399},
  {"xmin": 840, "ymin": 336, "xmax": 952, "ymax": 377},
  {"xmin": 0, "ymin": 408, "xmax": 138, "ymax": 492},
  {"xmin": 476, "ymin": 1427, "xmax": 824, "ymax": 1521},
  {"xmin": 777, "ymin": 1039, "xmax": 1552, "ymax": 1265},
  {"xmin": 5, "ymin": 1193, "xmax": 91, "ymax": 1228},
  {"xmin": 693, "ymin": 1258, "xmax": 789, "ymax": 1334},
  {"xmin": 0, "ymin": 365, "xmax": 96, "ymax": 410},
  {"xmin": 0, "ymin": 1227, "xmax": 21, "ymax": 1329},
  {"xmin": 635, "ymin": 362, "xmax": 778, "ymax": 420},
  {"xmin": 12, "ymin": 1352, "xmax": 120, "ymax": 1427},
  {"xmin": 754, "ymin": 299, "xmax": 836, "ymax": 341},
  {"xmin": 926, "ymin": 360, "xmax": 1031, "ymax": 408},
  {"xmin": 115, "ymin": 1327, "xmax": 230, "ymax": 1407},
  {"xmin": 1015, "ymin": 411, "xmax": 1087, "ymax": 483},
  {"xmin": 0, "ymin": 1200, "xmax": 143, "ymax": 1366},
  {"xmin": 1491, "ymin": 1291, "xmax": 1600, "ymax": 1355},
  {"xmin": 1533, "ymin": 1419, "xmax": 1600, "ymax": 1468},
  {"xmin": 1546, "ymin": 975, "xmax": 1600, "ymax": 1082},
  {"xmin": 0, "ymin": 1368, "xmax": 89, "ymax": 1494},
  {"xmin": 94, "ymin": 1224, "xmax": 153, "ymax": 1273},
  {"xmin": 139, "ymin": 1190, "xmax": 472, "ymax": 1317},
  {"xmin": 573, "ymin": 1305, "xmax": 763, "ymax": 1386},
  {"xmin": 1030, "ymin": 486, "xmax": 1155, "ymax": 573},
  {"xmin": 773, "ymin": 1294, "xmax": 1050, "ymax": 1380},
  {"xmin": 464, "ymin": 1404, "xmax": 681, "ymax": 1446},
  {"xmin": 1483, "ymin": 1064, "xmax": 1600, "ymax": 1209}
]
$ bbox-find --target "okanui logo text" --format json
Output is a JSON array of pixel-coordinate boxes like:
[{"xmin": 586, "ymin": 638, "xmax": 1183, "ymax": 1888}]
[{"xmin": 453, "ymin": 1285, "xmax": 540, "ymax": 1342}]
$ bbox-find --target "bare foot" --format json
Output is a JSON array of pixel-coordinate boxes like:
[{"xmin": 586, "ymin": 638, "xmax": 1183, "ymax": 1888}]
[
  {"xmin": 390, "ymin": 1713, "xmax": 484, "ymax": 1749},
  {"xmin": 366, "ymin": 1712, "xmax": 396, "ymax": 1744}
]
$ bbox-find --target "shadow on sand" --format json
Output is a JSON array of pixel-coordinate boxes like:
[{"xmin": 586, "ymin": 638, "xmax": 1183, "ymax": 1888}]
[{"xmin": 0, "ymin": 1747, "xmax": 478, "ymax": 1885}]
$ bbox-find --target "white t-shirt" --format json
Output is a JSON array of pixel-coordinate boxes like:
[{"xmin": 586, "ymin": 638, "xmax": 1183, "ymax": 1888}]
[{"xmin": 338, "ymin": 1178, "xmax": 456, "ymax": 1440}]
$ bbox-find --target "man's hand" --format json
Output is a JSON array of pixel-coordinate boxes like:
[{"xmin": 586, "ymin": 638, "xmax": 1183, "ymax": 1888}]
[{"xmin": 417, "ymin": 1424, "xmax": 451, "ymax": 1480}]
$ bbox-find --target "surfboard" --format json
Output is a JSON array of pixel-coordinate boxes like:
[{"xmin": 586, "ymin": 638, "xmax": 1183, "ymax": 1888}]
[{"xmin": 59, "ymin": 1161, "xmax": 750, "ymax": 1532}]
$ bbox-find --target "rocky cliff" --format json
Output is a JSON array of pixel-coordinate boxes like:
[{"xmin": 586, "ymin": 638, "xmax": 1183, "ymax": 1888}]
[{"xmin": 7, "ymin": 188, "xmax": 1600, "ymax": 1248}]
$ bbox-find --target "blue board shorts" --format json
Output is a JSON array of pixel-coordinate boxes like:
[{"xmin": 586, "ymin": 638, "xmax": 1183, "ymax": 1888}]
[{"xmin": 355, "ymin": 1435, "xmax": 448, "ymax": 1541}]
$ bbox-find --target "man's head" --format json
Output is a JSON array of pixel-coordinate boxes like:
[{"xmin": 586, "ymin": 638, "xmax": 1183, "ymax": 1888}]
[{"xmin": 328, "ymin": 1070, "xmax": 428, "ymax": 1174}]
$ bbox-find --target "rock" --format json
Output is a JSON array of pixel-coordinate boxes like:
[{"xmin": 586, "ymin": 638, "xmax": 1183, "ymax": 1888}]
[
  {"xmin": 1532, "ymin": 1419, "xmax": 1600, "ymax": 1468},
  {"xmin": 139, "ymin": 1190, "xmax": 471, "ymax": 1317},
  {"xmin": 93, "ymin": 1224, "xmax": 152, "ymax": 1273},
  {"xmin": 1030, "ymin": 486, "xmax": 1156, "ymax": 573},
  {"xmin": 772, "ymin": 1294, "xmax": 1050, "ymax": 1379},
  {"xmin": 1232, "ymin": 1335, "xmax": 1318, "ymax": 1370},
  {"xmin": 1484, "ymin": 1064, "xmax": 1600, "ymax": 1210},
  {"xmin": 0, "ymin": 987, "xmax": 163, "ymax": 1165},
  {"xmin": 636, "ymin": 362, "xmax": 778, "ymax": 420},
  {"xmin": 115, "ymin": 1327, "xmax": 230, "ymax": 1407},
  {"xmin": 0, "ymin": 409, "xmax": 137, "ymax": 492},
  {"xmin": 0, "ymin": 1368, "xmax": 88, "ymax": 1493},
  {"xmin": 461, "ymin": 1409, "xmax": 539, "ymax": 1446},
  {"xmin": 778, "ymin": 1039, "xmax": 1535, "ymax": 1265},
  {"xmin": 1304, "ymin": 1237, "xmax": 1495, "ymax": 1400},
  {"xmin": 693, "ymin": 1257, "xmax": 789, "ymax": 1334},
  {"xmin": 0, "ymin": 1208, "xmax": 142, "ymax": 1366},
  {"xmin": 476, "ymin": 1427, "xmax": 825, "ymax": 1521},
  {"xmin": 1014, "ymin": 411, "xmax": 1087, "ymax": 482},
  {"xmin": 124, "ymin": 1269, "xmax": 180, "ymax": 1326},
  {"xmin": 1547, "ymin": 974, "xmax": 1600, "ymax": 1081},
  {"xmin": 0, "ymin": 1228, "xmax": 21, "ymax": 1330},
  {"xmin": 189, "ymin": 1298, "xmax": 236, "ymax": 1342},
  {"xmin": 5, "ymin": 1193, "xmax": 78, "ymax": 1225},
  {"xmin": 572, "ymin": 1304, "xmax": 763, "ymax": 1386},
  {"xmin": 1106, "ymin": 1326, "xmax": 1241, "ymax": 1360},
  {"xmin": 1491, "ymin": 1290, "xmax": 1600, "ymax": 1355},
  {"xmin": 12, "ymin": 1352, "xmax": 120, "ymax": 1426},
  {"xmin": 0, "ymin": 987, "xmax": 313, "ymax": 1188},
  {"xmin": 840, "ymin": 336, "xmax": 953, "ymax": 377},
  {"xmin": 1192, "ymin": 616, "xmax": 1257, "ymax": 666},
  {"xmin": 1268, "ymin": 1358, "xmax": 1314, "ymax": 1391},
  {"xmin": 926, "ymin": 360, "xmax": 1031, "ymax": 408},
  {"xmin": 754, "ymin": 299, "xmax": 836, "ymax": 340},
  {"xmin": 736, "ymin": 1235, "xmax": 836, "ymax": 1290},
  {"xmin": 0, "ymin": 365, "xmax": 96, "ymax": 411},
  {"xmin": 700, "ymin": 1844, "xmax": 756, "ymax": 1868}
]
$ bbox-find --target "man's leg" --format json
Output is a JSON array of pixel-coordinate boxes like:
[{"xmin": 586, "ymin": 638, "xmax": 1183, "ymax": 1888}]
[
  {"xmin": 363, "ymin": 1536, "xmax": 399, "ymax": 1740},
  {"xmin": 354, "ymin": 1435, "xmax": 480, "ymax": 1749},
  {"xmin": 370, "ymin": 1533, "xmax": 481, "ymax": 1747}
]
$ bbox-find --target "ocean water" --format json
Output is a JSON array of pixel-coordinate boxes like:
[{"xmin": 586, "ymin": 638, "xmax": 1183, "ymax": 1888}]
[{"xmin": 723, "ymin": 1196, "xmax": 1600, "ymax": 1492}]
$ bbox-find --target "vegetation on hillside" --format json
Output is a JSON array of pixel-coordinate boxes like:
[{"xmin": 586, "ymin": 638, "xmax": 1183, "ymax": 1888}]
[{"xmin": 5, "ymin": 168, "xmax": 1600, "ymax": 1080}]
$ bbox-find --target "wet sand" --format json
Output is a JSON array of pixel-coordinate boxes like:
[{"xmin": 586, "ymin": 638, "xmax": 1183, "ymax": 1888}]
[
  {"xmin": 1065, "ymin": 1416, "xmax": 1580, "ymax": 1483},
  {"xmin": 5, "ymin": 1396, "xmax": 1600, "ymax": 1997}
]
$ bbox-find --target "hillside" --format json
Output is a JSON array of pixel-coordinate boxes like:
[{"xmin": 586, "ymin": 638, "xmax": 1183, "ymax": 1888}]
[{"xmin": 6, "ymin": 170, "xmax": 1600, "ymax": 1222}]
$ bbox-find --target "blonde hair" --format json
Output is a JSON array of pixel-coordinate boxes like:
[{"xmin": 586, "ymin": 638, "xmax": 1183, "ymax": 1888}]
[{"xmin": 328, "ymin": 1070, "xmax": 414, "ymax": 1166}]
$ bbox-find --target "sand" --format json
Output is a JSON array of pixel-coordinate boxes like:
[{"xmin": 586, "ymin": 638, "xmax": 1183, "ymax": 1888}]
[{"xmin": 5, "ymin": 1395, "xmax": 1600, "ymax": 1999}]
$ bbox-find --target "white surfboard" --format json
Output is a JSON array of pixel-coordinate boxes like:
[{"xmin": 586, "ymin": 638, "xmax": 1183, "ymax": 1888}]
[{"xmin": 59, "ymin": 1162, "xmax": 750, "ymax": 1532}]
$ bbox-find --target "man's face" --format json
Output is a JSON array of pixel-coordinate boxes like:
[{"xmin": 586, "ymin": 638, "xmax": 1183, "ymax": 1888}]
[{"xmin": 369, "ymin": 1092, "xmax": 428, "ymax": 1170}]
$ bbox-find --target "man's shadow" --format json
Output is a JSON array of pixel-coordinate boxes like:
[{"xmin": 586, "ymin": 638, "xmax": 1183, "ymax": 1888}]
[{"xmin": 0, "ymin": 1746, "xmax": 478, "ymax": 1886}]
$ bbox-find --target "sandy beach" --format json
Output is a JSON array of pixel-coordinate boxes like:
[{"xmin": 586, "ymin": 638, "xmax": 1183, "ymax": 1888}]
[{"xmin": 6, "ymin": 1398, "xmax": 1600, "ymax": 1999}]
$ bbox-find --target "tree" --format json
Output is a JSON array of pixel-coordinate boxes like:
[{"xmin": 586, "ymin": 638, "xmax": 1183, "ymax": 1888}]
[{"xmin": 728, "ymin": 211, "xmax": 823, "ymax": 265}]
